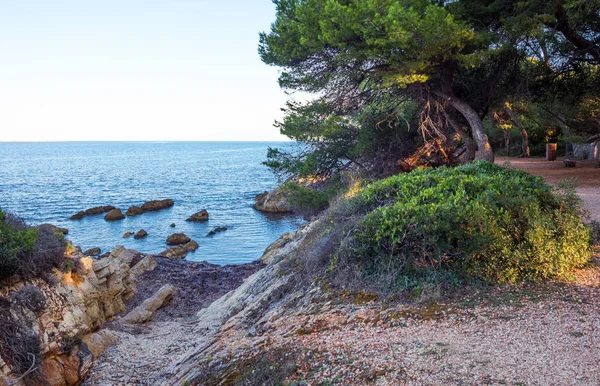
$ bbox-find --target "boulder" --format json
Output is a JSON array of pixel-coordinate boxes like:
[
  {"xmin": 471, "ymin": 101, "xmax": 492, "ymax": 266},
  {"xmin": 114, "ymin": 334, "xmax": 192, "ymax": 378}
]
[
  {"xmin": 207, "ymin": 226, "xmax": 228, "ymax": 236},
  {"xmin": 170, "ymin": 223, "xmax": 176, "ymax": 228},
  {"xmin": 140, "ymin": 199, "xmax": 174, "ymax": 212},
  {"xmin": 104, "ymin": 209, "xmax": 125, "ymax": 221},
  {"xmin": 159, "ymin": 240, "xmax": 199, "ymax": 259},
  {"xmin": 39, "ymin": 223, "xmax": 69, "ymax": 235},
  {"xmin": 134, "ymin": 229, "xmax": 148, "ymax": 239},
  {"xmin": 123, "ymin": 232, "xmax": 133, "ymax": 238},
  {"xmin": 126, "ymin": 206, "xmax": 144, "ymax": 216},
  {"xmin": 186, "ymin": 209, "xmax": 209, "ymax": 222},
  {"xmin": 253, "ymin": 188, "xmax": 292, "ymax": 213},
  {"xmin": 85, "ymin": 205, "xmax": 116, "ymax": 216},
  {"xmin": 70, "ymin": 211, "xmax": 85, "ymax": 220},
  {"xmin": 84, "ymin": 247, "xmax": 101, "ymax": 256},
  {"xmin": 166, "ymin": 233, "xmax": 191, "ymax": 245},
  {"xmin": 121, "ymin": 284, "xmax": 176, "ymax": 324}
]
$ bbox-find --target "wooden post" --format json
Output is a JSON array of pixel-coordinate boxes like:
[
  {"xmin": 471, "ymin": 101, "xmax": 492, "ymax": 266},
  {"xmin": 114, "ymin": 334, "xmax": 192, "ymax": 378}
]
[{"xmin": 546, "ymin": 143, "xmax": 557, "ymax": 161}]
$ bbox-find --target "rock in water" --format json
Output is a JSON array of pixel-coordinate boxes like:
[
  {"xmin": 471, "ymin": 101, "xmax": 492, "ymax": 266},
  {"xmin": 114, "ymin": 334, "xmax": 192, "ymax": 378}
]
[
  {"xmin": 85, "ymin": 205, "xmax": 116, "ymax": 216},
  {"xmin": 126, "ymin": 206, "xmax": 144, "ymax": 216},
  {"xmin": 253, "ymin": 188, "xmax": 292, "ymax": 213},
  {"xmin": 170, "ymin": 223, "xmax": 176, "ymax": 228},
  {"xmin": 123, "ymin": 231, "xmax": 133, "ymax": 238},
  {"xmin": 207, "ymin": 226, "xmax": 228, "ymax": 236},
  {"xmin": 186, "ymin": 209, "xmax": 209, "ymax": 222},
  {"xmin": 159, "ymin": 240, "xmax": 199, "ymax": 259},
  {"xmin": 166, "ymin": 233, "xmax": 191, "ymax": 245},
  {"xmin": 84, "ymin": 247, "xmax": 101, "ymax": 256},
  {"xmin": 70, "ymin": 211, "xmax": 85, "ymax": 220},
  {"xmin": 134, "ymin": 229, "xmax": 148, "ymax": 239},
  {"xmin": 140, "ymin": 199, "xmax": 174, "ymax": 212},
  {"xmin": 121, "ymin": 284, "xmax": 176, "ymax": 324},
  {"xmin": 104, "ymin": 209, "xmax": 125, "ymax": 221}
]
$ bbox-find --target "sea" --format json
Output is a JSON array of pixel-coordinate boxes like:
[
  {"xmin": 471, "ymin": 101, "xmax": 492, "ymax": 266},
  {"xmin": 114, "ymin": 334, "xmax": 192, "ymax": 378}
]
[{"xmin": 0, "ymin": 141, "xmax": 303, "ymax": 265}]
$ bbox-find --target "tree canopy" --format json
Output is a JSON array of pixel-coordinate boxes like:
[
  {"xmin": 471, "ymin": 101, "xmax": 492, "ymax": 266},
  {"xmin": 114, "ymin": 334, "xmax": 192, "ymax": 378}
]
[{"xmin": 260, "ymin": 0, "xmax": 600, "ymax": 177}]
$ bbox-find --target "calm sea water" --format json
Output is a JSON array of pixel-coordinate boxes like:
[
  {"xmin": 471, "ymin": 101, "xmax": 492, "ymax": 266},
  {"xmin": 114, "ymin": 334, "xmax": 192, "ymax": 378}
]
[{"xmin": 0, "ymin": 142, "xmax": 302, "ymax": 265}]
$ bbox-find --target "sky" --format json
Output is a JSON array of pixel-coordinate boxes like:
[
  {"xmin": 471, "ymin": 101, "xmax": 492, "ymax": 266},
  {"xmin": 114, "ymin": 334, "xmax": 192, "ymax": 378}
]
[{"xmin": 0, "ymin": 0, "xmax": 293, "ymax": 141}]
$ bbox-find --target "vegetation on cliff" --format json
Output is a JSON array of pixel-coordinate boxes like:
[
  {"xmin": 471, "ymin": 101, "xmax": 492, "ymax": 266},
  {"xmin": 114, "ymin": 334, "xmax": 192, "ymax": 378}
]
[
  {"xmin": 287, "ymin": 163, "xmax": 592, "ymax": 296},
  {"xmin": 0, "ymin": 210, "xmax": 67, "ymax": 282}
]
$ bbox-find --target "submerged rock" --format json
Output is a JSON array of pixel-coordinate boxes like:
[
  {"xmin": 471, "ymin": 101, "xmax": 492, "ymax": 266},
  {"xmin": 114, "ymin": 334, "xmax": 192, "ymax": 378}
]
[
  {"xmin": 253, "ymin": 188, "xmax": 292, "ymax": 213},
  {"xmin": 159, "ymin": 240, "xmax": 199, "ymax": 259},
  {"xmin": 126, "ymin": 205, "xmax": 144, "ymax": 216},
  {"xmin": 71, "ymin": 205, "xmax": 116, "ymax": 220},
  {"xmin": 166, "ymin": 233, "xmax": 191, "ymax": 245},
  {"xmin": 207, "ymin": 226, "xmax": 228, "ymax": 236},
  {"xmin": 104, "ymin": 209, "xmax": 125, "ymax": 221},
  {"xmin": 84, "ymin": 247, "xmax": 102, "ymax": 256},
  {"xmin": 140, "ymin": 199, "xmax": 174, "ymax": 212},
  {"xmin": 170, "ymin": 223, "xmax": 176, "ymax": 228},
  {"xmin": 186, "ymin": 209, "xmax": 209, "ymax": 222},
  {"xmin": 134, "ymin": 229, "xmax": 148, "ymax": 239}
]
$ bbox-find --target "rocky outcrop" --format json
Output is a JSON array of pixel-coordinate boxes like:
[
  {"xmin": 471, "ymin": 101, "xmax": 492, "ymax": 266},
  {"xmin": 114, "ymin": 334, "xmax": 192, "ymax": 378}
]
[
  {"xmin": 83, "ymin": 247, "xmax": 101, "ymax": 256},
  {"xmin": 38, "ymin": 224, "xmax": 69, "ymax": 235},
  {"xmin": 159, "ymin": 241, "xmax": 199, "ymax": 259},
  {"xmin": 207, "ymin": 226, "xmax": 227, "ymax": 236},
  {"xmin": 126, "ymin": 206, "xmax": 144, "ymax": 216},
  {"xmin": 186, "ymin": 210, "xmax": 209, "ymax": 222},
  {"xmin": 104, "ymin": 209, "xmax": 125, "ymax": 221},
  {"xmin": 134, "ymin": 229, "xmax": 148, "ymax": 239},
  {"xmin": 0, "ymin": 246, "xmax": 157, "ymax": 386},
  {"xmin": 166, "ymin": 233, "xmax": 191, "ymax": 246},
  {"xmin": 121, "ymin": 284, "xmax": 176, "ymax": 324},
  {"xmin": 253, "ymin": 188, "xmax": 292, "ymax": 213},
  {"xmin": 70, "ymin": 206, "xmax": 116, "ymax": 220},
  {"xmin": 140, "ymin": 199, "xmax": 174, "ymax": 212}
]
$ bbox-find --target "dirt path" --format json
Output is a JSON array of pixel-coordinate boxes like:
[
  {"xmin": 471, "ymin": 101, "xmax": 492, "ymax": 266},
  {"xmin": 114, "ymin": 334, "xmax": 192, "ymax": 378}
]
[
  {"xmin": 497, "ymin": 157, "xmax": 600, "ymax": 222},
  {"xmin": 83, "ymin": 258, "xmax": 263, "ymax": 385}
]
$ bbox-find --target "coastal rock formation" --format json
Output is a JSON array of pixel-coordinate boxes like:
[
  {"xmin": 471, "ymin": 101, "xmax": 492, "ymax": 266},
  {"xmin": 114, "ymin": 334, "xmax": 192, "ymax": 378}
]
[
  {"xmin": 123, "ymin": 231, "xmax": 133, "ymax": 238},
  {"xmin": 70, "ymin": 206, "xmax": 116, "ymax": 220},
  {"xmin": 84, "ymin": 247, "xmax": 101, "ymax": 256},
  {"xmin": 104, "ymin": 209, "xmax": 125, "ymax": 221},
  {"xmin": 207, "ymin": 226, "xmax": 227, "ymax": 236},
  {"xmin": 159, "ymin": 240, "xmax": 199, "ymax": 259},
  {"xmin": 0, "ymin": 246, "xmax": 157, "ymax": 386},
  {"xmin": 126, "ymin": 206, "xmax": 144, "ymax": 216},
  {"xmin": 134, "ymin": 229, "xmax": 148, "ymax": 239},
  {"xmin": 140, "ymin": 199, "xmax": 174, "ymax": 212},
  {"xmin": 121, "ymin": 284, "xmax": 176, "ymax": 324},
  {"xmin": 186, "ymin": 209, "xmax": 209, "ymax": 222},
  {"xmin": 253, "ymin": 188, "xmax": 292, "ymax": 213},
  {"xmin": 166, "ymin": 233, "xmax": 191, "ymax": 246},
  {"xmin": 38, "ymin": 223, "xmax": 69, "ymax": 235}
]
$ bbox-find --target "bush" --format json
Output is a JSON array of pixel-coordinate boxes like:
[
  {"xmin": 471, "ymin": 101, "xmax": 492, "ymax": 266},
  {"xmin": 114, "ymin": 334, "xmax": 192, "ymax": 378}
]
[
  {"xmin": 332, "ymin": 162, "xmax": 591, "ymax": 291},
  {"xmin": 0, "ymin": 210, "xmax": 66, "ymax": 282}
]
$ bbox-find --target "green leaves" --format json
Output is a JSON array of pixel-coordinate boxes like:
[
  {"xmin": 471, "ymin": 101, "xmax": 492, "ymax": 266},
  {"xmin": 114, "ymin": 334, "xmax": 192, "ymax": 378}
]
[{"xmin": 348, "ymin": 162, "xmax": 591, "ymax": 286}]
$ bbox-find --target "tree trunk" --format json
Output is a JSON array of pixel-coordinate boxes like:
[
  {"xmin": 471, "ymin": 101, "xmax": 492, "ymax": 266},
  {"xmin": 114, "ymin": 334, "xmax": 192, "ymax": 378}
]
[
  {"xmin": 504, "ymin": 102, "xmax": 530, "ymax": 158},
  {"xmin": 437, "ymin": 92, "xmax": 495, "ymax": 162},
  {"xmin": 444, "ymin": 111, "xmax": 476, "ymax": 163}
]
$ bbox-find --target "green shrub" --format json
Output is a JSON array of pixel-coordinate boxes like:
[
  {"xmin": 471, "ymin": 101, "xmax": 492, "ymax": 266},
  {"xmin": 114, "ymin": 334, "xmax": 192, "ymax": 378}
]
[
  {"xmin": 0, "ymin": 210, "xmax": 66, "ymax": 281},
  {"xmin": 282, "ymin": 178, "xmax": 342, "ymax": 213},
  {"xmin": 335, "ymin": 162, "xmax": 591, "ymax": 291}
]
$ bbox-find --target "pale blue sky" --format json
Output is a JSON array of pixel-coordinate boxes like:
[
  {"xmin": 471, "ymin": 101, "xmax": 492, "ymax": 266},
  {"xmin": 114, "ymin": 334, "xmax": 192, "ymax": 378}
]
[{"xmin": 0, "ymin": 0, "xmax": 292, "ymax": 141}]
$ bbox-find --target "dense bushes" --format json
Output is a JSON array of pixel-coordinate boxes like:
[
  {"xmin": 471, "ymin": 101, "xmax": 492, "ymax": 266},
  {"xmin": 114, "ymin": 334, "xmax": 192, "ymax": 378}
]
[
  {"xmin": 0, "ymin": 210, "xmax": 66, "ymax": 281},
  {"xmin": 328, "ymin": 162, "xmax": 591, "ymax": 292}
]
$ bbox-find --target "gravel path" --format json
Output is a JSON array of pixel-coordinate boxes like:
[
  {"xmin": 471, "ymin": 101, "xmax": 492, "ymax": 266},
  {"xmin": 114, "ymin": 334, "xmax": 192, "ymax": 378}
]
[{"xmin": 82, "ymin": 258, "xmax": 262, "ymax": 385}]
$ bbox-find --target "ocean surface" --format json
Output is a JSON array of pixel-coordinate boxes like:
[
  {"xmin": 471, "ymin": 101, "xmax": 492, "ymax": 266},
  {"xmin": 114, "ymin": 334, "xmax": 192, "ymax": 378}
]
[{"xmin": 0, "ymin": 141, "xmax": 303, "ymax": 265}]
